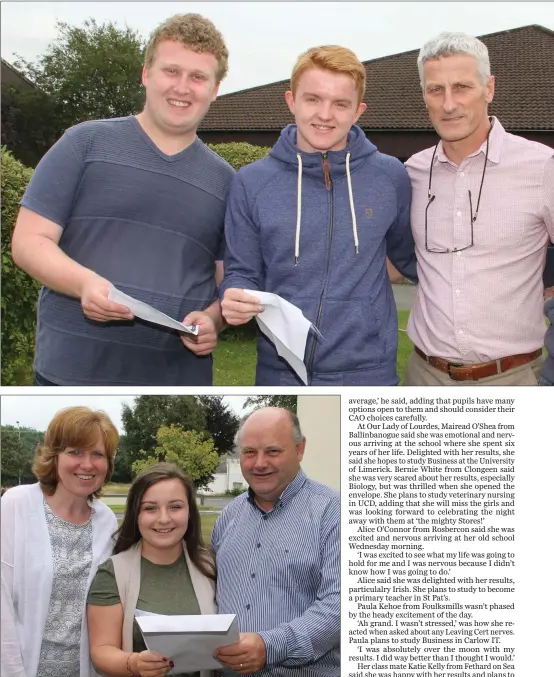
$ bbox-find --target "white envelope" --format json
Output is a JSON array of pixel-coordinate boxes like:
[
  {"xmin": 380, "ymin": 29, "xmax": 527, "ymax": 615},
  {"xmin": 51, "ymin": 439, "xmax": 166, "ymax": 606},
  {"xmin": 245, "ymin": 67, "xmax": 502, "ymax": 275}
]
[
  {"xmin": 135, "ymin": 612, "xmax": 239, "ymax": 673},
  {"xmin": 245, "ymin": 289, "xmax": 321, "ymax": 385},
  {"xmin": 108, "ymin": 285, "xmax": 199, "ymax": 335}
]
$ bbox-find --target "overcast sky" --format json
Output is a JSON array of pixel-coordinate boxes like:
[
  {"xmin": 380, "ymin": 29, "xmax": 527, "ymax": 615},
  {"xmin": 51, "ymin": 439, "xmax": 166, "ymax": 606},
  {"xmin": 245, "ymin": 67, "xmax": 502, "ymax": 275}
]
[
  {"xmin": 2, "ymin": 2, "xmax": 553, "ymax": 95},
  {"xmin": 0, "ymin": 395, "xmax": 250, "ymax": 432}
]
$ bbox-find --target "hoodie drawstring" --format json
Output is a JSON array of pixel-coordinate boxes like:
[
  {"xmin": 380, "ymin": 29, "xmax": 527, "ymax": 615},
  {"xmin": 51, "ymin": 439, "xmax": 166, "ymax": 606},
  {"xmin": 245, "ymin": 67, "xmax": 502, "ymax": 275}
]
[
  {"xmin": 346, "ymin": 152, "xmax": 359, "ymax": 255},
  {"xmin": 295, "ymin": 154, "xmax": 303, "ymax": 265},
  {"xmin": 294, "ymin": 151, "xmax": 359, "ymax": 263}
]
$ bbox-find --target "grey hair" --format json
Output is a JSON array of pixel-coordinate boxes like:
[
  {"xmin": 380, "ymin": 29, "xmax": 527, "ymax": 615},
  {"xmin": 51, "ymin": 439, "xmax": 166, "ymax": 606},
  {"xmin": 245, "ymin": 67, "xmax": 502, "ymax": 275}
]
[
  {"xmin": 234, "ymin": 408, "xmax": 303, "ymax": 453},
  {"xmin": 417, "ymin": 32, "xmax": 491, "ymax": 88}
]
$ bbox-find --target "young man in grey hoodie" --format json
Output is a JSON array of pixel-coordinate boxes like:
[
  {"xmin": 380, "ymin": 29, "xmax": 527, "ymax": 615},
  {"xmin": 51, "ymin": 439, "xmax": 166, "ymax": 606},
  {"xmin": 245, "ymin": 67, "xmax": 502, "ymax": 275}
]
[{"xmin": 220, "ymin": 45, "xmax": 417, "ymax": 386}]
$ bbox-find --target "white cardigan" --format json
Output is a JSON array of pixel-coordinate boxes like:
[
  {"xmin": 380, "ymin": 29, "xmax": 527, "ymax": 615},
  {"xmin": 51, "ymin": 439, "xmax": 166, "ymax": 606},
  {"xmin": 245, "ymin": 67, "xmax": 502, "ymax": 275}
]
[{"xmin": 1, "ymin": 483, "xmax": 117, "ymax": 677}]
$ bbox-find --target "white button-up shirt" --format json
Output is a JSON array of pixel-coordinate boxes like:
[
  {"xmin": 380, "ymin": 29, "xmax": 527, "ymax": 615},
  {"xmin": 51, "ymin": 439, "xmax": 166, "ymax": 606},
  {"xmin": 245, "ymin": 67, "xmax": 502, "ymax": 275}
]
[{"xmin": 405, "ymin": 117, "xmax": 554, "ymax": 362}]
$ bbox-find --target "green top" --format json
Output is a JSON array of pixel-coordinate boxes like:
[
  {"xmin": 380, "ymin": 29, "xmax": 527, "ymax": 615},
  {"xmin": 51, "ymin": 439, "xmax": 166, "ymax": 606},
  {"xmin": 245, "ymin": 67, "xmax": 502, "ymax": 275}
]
[{"xmin": 87, "ymin": 553, "xmax": 201, "ymax": 677}]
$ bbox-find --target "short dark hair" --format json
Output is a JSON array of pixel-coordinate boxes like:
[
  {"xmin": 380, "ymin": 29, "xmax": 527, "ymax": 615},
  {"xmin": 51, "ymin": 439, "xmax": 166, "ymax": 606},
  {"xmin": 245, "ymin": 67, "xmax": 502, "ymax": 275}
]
[{"xmin": 113, "ymin": 462, "xmax": 215, "ymax": 580}]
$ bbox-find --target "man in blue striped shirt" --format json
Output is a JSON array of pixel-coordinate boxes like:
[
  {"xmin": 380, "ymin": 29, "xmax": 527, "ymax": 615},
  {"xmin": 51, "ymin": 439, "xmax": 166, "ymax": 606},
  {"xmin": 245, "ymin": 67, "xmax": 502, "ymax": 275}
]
[{"xmin": 212, "ymin": 407, "xmax": 340, "ymax": 676}]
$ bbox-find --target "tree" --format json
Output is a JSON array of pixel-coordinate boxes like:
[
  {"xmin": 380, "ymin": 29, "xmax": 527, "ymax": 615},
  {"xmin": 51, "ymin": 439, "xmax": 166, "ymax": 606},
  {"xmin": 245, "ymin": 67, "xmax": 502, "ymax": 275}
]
[
  {"xmin": 1, "ymin": 86, "xmax": 61, "ymax": 168},
  {"xmin": 243, "ymin": 395, "xmax": 298, "ymax": 414},
  {"xmin": 9, "ymin": 18, "xmax": 145, "ymax": 164},
  {"xmin": 110, "ymin": 433, "xmax": 134, "ymax": 484},
  {"xmin": 0, "ymin": 425, "xmax": 43, "ymax": 486},
  {"xmin": 132, "ymin": 426, "xmax": 219, "ymax": 490},
  {"xmin": 196, "ymin": 396, "xmax": 240, "ymax": 455},
  {"xmin": 121, "ymin": 396, "xmax": 207, "ymax": 465}
]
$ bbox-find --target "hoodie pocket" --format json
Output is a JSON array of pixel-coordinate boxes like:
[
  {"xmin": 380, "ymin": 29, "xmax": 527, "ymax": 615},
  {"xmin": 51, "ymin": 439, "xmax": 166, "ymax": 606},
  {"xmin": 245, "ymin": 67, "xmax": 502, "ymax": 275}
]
[{"xmin": 314, "ymin": 296, "xmax": 389, "ymax": 373}]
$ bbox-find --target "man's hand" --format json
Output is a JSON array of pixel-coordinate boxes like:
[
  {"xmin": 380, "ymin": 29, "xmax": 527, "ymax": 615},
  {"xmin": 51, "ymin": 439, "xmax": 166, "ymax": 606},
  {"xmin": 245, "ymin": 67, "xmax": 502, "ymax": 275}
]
[
  {"xmin": 181, "ymin": 311, "xmax": 218, "ymax": 356},
  {"xmin": 221, "ymin": 289, "xmax": 264, "ymax": 326},
  {"xmin": 133, "ymin": 650, "xmax": 173, "ymax": 677},
  {"xmin": 80, "ymin": 274, "xmax": 134, "ymax": 323},
  {"xmin": 214, "ymin": 632, "xmax": 266, "ymax": 674},
  {"xmin": 544, "ymin": 286, "xmax": 554, "ymax": 301}
]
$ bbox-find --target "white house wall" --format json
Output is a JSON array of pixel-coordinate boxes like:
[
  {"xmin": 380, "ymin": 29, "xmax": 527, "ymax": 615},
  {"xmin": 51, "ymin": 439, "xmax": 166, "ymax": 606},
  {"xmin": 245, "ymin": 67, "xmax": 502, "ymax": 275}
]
[{"xmin": 298, "ymin": 395, "xmax": 340, "ymax": 491}]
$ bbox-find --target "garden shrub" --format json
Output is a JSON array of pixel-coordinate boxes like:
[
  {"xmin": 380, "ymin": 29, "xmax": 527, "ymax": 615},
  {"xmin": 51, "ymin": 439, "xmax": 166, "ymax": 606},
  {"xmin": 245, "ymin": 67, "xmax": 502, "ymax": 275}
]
[
  {"xmin": 1, "ymin": 147, "xmax": 38, "ymax": 384},
  {"xmin": 207, "ymin": 141, "xmax": 270, "ymax": 171}
]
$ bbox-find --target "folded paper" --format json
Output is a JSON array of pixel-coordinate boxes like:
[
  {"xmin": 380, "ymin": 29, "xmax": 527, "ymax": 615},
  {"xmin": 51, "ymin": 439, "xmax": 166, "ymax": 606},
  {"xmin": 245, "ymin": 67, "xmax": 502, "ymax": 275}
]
[
  {"xmin": 108, "ymin": 286, "xmax": 199, "ymax": 335},
  {"xmin": 245, "ymin": 289, "xmax": 321, "ymax": 385}
]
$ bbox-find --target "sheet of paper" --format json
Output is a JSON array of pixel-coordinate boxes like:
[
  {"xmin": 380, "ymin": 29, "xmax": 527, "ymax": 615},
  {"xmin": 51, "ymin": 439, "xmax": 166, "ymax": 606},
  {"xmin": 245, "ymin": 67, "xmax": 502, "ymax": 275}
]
[
  {"xmin": 135, "ymin": 613, "xmax": 239, "ymax": 673},
  {"xmin": 245, "ymin": 289, "xmax": 319, "ymax": 385},
  {"xmin": 108, "ymin": 286, "xmax": 199, "ymax": 335}
]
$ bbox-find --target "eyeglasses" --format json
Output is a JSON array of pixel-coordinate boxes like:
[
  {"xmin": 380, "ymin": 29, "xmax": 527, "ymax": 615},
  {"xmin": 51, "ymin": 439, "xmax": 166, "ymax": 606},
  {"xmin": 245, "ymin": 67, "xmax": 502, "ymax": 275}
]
[{"xmin": 425, "ymin": 120, "xmax": 491, "ymax": 254}]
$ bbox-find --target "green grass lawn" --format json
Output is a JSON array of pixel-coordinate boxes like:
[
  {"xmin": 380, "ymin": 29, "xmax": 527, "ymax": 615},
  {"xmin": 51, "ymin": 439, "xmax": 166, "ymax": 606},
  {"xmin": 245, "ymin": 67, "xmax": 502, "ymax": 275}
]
[
  {"xmin": 397, "ymin": 310, "xmax": 413, "ymax": 385},
  {"xmin": 13, "ymin": 311, "xmax": 413, "ymax": 385},
  {"xmin": 213, "ymin": 334, "xmax": 257, "ymax": 385},
  {"xmin": 200, "ymin": 512, "xmax": 219, "ymax": 544},
  {"xmin": 213, "ymin": 311, "xmax": 413, "ymax": 385}
]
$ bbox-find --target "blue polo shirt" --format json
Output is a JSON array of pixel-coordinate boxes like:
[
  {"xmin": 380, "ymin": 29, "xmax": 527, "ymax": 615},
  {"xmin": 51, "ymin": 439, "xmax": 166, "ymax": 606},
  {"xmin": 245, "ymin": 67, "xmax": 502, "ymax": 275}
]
[{"xmin": 21, "ymin": 116, "xmax": 234, "ymax": 385}]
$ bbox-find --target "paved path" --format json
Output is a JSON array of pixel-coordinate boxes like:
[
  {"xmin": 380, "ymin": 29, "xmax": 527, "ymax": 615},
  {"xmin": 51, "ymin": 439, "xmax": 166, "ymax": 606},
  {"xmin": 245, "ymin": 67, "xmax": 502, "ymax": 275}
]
[
  {"xmin": 392, "ymin": 283, "xmax": 417, "ymax": 311},
  {"xmin": 102, "ymin": 495, "xmax": 235, "ymax": 508}
]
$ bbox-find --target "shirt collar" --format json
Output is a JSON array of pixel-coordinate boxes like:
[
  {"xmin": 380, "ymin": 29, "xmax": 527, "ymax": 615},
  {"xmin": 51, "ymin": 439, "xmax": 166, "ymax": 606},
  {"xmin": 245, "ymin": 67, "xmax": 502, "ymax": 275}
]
[
  {"xmin": 435, "ymin": 116, "xmax": 505, "ymax": 165},
  {"xmin": 247, "ymin": 468, "xmax": 307, "ymax": 512}
]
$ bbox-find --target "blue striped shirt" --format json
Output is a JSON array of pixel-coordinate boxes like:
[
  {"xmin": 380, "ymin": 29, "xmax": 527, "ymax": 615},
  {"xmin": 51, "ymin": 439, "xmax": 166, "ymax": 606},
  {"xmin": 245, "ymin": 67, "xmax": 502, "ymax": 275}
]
[{"xmin": 211, "ymin": 470, "xmax": 340, "ymax": 676}]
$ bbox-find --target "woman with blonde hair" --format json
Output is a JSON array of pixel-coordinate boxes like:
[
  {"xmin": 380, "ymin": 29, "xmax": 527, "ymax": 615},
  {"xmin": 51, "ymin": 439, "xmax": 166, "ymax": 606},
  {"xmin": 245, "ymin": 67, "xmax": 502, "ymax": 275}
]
[
  {"xmin": 1, "ymin": 406, "xmax": 119, "ymax": 677},
  {"xmin": 87, "ymin": 462, "xmax": 216, "ymax": 677}
]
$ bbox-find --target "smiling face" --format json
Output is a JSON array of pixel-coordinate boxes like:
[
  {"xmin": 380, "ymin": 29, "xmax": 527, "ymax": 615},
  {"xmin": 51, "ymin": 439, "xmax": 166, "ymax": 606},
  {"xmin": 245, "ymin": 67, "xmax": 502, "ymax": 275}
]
[
  {"xmin": 141, "ymin": 39, "xmax": 220, "ymax": 140},
  {"xmin": 239, "ymin": 409, "xmax": 305, "ymax": 510},
  {"xmin": 285, "ymin": 67, "xmax": 367, "ymax": 154},
  {"xmin": 423, "ymin": 53, "xmax": 494, "ymax": 149},
  {"xmin": 56, "ymin": 439, "xmax": 108, "ymax": 499},
  {"xmin": 137, "ymin": 478, "xmax": 190, "ymax": 554}
]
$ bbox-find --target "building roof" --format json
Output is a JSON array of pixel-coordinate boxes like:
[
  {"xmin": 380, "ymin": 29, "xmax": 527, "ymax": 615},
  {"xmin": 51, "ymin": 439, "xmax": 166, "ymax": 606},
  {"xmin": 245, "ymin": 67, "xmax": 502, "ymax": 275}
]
[
  {"xmin": 200, "ymin": 25, "xmax": 554, "ymax": 133},
  {"xmin": 1, "ymin": 58, "xmax": 37, "ymax": 91}
]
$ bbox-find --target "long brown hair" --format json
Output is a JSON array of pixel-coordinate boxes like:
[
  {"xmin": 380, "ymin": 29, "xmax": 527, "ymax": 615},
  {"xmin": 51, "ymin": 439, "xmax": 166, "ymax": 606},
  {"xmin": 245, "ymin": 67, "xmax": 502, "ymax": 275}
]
[{"xmin": 113, "ymin": 463, "xmax": 215, "ymax": 581}]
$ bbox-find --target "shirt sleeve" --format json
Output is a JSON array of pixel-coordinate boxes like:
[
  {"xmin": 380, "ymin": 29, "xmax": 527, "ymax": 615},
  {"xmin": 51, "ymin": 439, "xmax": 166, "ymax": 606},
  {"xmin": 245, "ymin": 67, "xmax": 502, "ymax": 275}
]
[
  {"xmin": 386, "ymin": 162, "xmax": 418, "ymax": 284},
  {"xmin": 543, "ymin": 155, "xmax": 554, "ymax": 242},
  {"xmin": 1, "ymin": 492, "xmax": 26, "ymax": 677},
  {"xmin": 86, "ymin": 558, "xmax": 121, "ymax": 606},
  {"xmin": 257, "ymin": 501, "xmax": 340, "ymax": 667},
  {"xmin": 20, "ymin": 125, "xmax": 87, "ymax": 228},
  {"xmin": 219, "ymin": 172, "xmax": 265, "ymax": 299}
]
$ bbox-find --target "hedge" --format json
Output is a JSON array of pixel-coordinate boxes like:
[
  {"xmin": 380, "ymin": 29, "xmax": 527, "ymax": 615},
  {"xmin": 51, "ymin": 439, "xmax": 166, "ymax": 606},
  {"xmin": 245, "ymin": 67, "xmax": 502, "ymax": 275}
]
[
  {"xmin": 207, "ymin": 142, "xmax": 269, "ymax": 171},
  {"xmin": 1, "ymin": 147, "xmax": 39, "ymax": 384},
  {"xmin": 0, "ymin": 142, "xmax": 271, "ymax": 383}
]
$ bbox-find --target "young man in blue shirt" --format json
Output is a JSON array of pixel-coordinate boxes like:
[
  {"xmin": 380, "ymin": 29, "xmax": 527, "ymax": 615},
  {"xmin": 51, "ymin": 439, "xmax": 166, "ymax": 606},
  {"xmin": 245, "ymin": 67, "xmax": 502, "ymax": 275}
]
[{"xmin": 12, "ymin": 14, "xmax": 234, "ymax": 385}]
